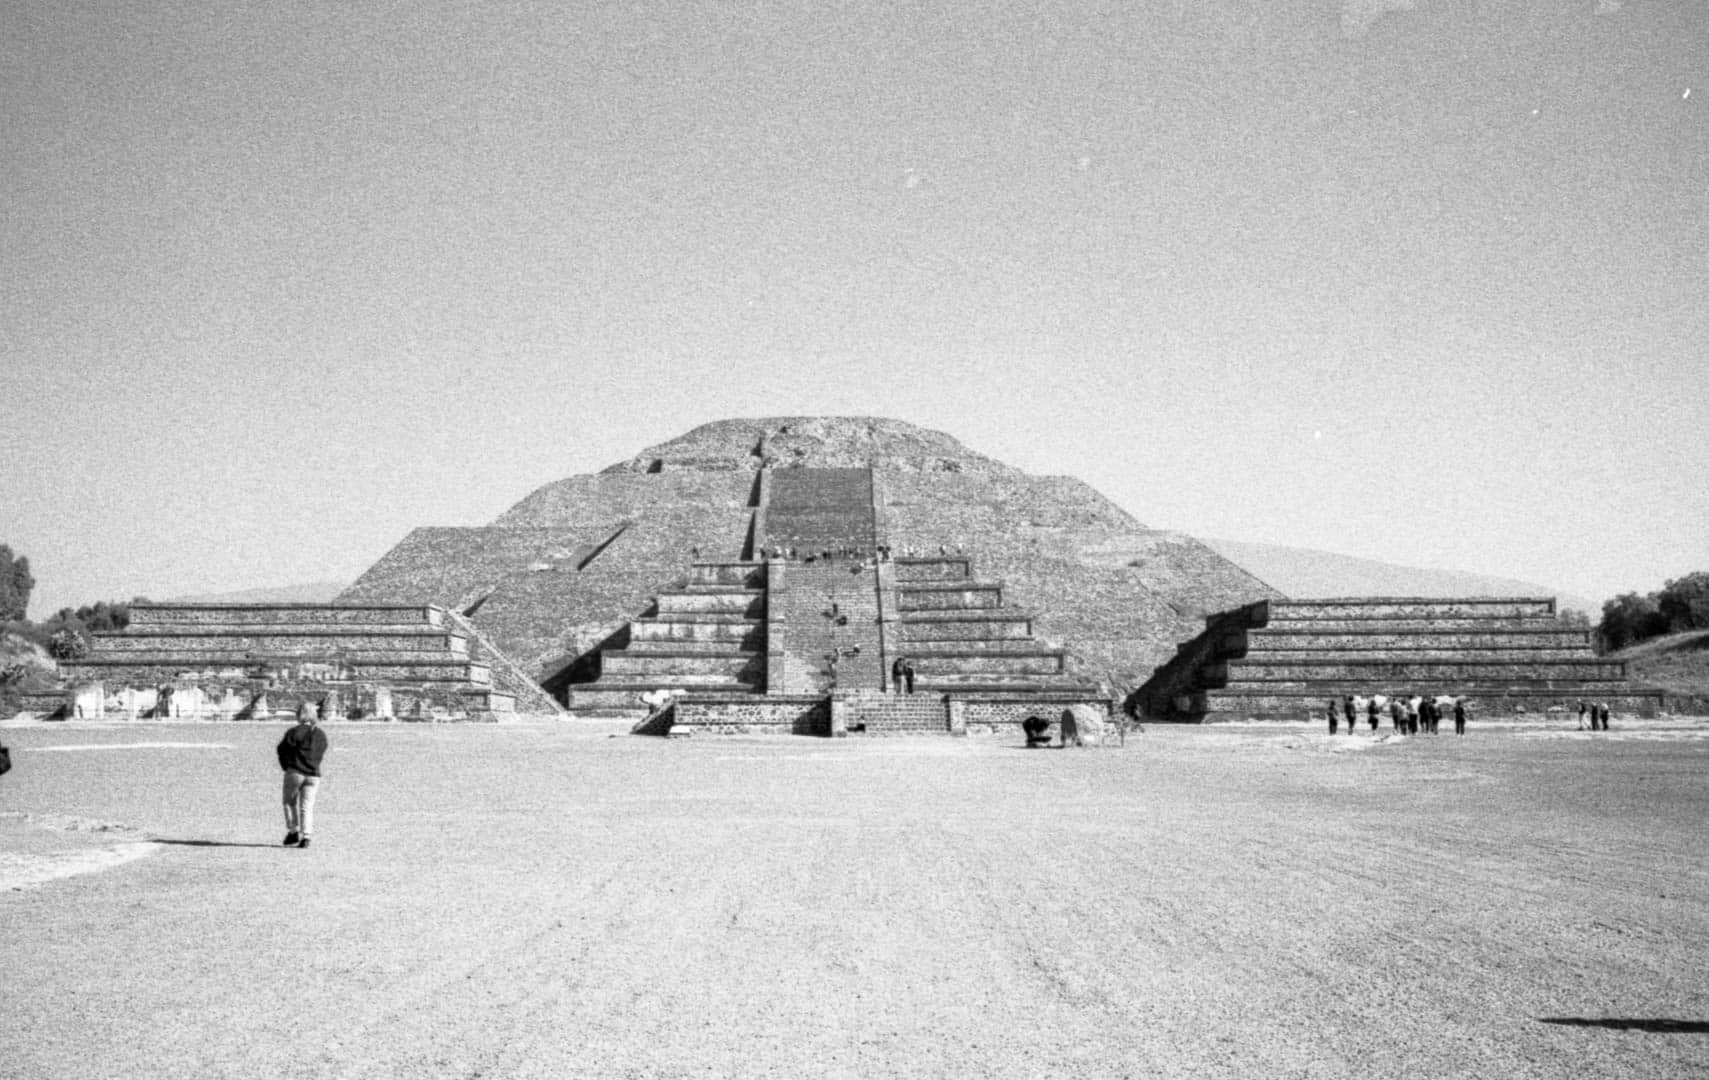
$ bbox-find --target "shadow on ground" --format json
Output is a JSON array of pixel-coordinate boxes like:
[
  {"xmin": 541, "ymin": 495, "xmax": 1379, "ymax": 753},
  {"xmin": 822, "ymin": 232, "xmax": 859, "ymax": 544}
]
[{"xmin": 1538, "ymin": 1019, "xmax": 1709, "ymax": 1034}]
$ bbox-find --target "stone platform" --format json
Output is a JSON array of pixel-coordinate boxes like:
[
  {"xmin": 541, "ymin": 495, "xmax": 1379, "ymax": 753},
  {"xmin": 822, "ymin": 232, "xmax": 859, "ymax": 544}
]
[
  {"xmin": 1137, "ymin": 597, "xmax": 1663, "ymax": 722},
  {"xmin": 46, "ymin": 603, "xmax": 561, "ymax": 722}
]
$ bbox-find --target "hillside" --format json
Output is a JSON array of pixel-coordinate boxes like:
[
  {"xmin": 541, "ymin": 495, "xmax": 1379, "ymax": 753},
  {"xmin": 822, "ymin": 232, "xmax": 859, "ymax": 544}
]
[
  {"xmin": 1202, "ymin": 538, "xmax": 1597, "ymax": 615},
  {"xmin": 1614, "ymin": 630, "xmax": 1709, "ymax": 703}
]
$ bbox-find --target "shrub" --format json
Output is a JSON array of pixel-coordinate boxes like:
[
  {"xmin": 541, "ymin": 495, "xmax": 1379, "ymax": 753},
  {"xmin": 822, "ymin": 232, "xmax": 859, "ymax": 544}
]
[{"xmin": 47, "ymin": 627, "xmax": 89, "ymax": 660}]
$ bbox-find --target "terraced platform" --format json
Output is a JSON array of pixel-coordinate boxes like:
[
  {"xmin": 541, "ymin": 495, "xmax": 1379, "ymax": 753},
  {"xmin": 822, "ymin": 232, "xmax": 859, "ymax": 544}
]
[
  {"xmin": 1137, "ymin": 597, "xmax": 1662, "ymax": 722},
  {"xmin": 50, "ymin": 603, "xmax": 561, "ymax": 722}
]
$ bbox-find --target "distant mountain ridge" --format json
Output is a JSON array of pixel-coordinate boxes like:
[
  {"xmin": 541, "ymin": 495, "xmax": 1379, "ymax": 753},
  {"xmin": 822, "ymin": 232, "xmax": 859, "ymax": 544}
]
[
  {"xmin": 1202, "ymin": 538, "xmax": 1597, "ymax": 616},
  {"xmin": 168, "ymin": 580, "xmax": 348, "ymax": 605}
]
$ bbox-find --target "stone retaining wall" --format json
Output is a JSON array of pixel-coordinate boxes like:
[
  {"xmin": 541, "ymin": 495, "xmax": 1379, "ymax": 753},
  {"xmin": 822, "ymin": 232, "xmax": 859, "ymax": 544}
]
[{"xmin": 673, "ymin": 695, "xmax": 829, "ymax": 735}]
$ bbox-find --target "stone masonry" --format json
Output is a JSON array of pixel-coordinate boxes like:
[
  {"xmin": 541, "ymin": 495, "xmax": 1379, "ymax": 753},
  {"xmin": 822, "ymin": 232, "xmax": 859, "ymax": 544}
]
[
  {"xmin": 1138, "ymin": 597, "xmax": 1661, "ymax": 721},
  {"xmin": 54, "ymin": 603, "xmax": 550, "ymax": 722}
]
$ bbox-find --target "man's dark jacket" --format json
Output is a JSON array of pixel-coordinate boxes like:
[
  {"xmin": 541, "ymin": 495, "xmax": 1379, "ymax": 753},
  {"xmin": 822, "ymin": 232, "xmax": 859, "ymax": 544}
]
[{"xmin": 276, "ymin": 723, "xmax": 328, "ymax": 777}]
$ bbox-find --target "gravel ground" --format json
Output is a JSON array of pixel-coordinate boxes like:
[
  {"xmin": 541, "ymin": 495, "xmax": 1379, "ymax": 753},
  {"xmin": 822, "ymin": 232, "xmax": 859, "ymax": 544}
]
[{"xmin": 3, "ymin": 718, "xmax": 1708, "ymax": 1079}]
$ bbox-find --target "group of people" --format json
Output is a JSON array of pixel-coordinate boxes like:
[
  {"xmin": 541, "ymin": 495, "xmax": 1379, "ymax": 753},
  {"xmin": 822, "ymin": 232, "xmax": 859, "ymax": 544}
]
[
  {"xmin": 1578, "ymin": 701, "xmax": 1614, "ymax": 731},
  {"xmin": 1327, "ymin": 693, "xmax": 1470, "ymax": 737}
]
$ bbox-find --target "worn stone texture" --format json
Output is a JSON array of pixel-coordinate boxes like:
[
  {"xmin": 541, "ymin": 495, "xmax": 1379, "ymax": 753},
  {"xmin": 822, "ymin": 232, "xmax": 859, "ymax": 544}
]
[{"xmin": 340, "ymin": 417, "xmax": 1279, "ymax": 689}]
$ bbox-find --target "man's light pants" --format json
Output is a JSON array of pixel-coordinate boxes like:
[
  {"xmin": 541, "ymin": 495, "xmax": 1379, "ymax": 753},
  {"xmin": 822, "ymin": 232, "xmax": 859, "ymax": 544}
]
[{"xmin": 282, "ymin": 771, "xmax": 319, "ymax": 837}]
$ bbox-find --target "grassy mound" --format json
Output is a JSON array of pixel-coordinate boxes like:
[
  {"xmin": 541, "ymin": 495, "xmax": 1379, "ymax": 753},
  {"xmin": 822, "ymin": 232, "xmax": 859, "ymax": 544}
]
[{"xmin": 1617, "ymin": 630, "xmax": 1709, "ymax": 707}]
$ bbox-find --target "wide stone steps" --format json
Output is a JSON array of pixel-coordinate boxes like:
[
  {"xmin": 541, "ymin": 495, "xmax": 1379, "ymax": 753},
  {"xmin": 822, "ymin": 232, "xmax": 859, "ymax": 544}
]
[
  {"xmin": 654, "ymin": 590, "xmax": 765, "ymax": 616},
  {"xmin": 911, "ymin": 678, "xmax": 1097, "ymax": 694},
  {"xmin": 907, "ymin": 650, "xmax": 1066, "ymax": 675},
  {"xmin": 899, "ymin": 639, "xmax": 1065, "ymax": 656},
  {"xmin": 899, "ymin": 613, "xmax": 1035, "ymax": 640},
  {"xmin": 577, "ymin": 671, "xmax": 758, "ymax": 689},
  {"xmin": 126, "ymin": 604, "xmax": 445, "ymax": 627},
  {"xmin": 1269, "ymin": 598, "xmax": 1557, "ymax": 620},
  {"xmin": 688, "ymin": 562, "xmax": 766, "ymax": 587},
  {"xmin": 1140, "ymin": 595, "xmax": 1656, "ymax": 722},
  {"xmin": 1242, "ymin": 647, "xmax": 1600, "ymax": 663},
  {"xmin": 1245, "ymin": 630, "xmax": 1591, "ymax": 651},
  {"xmin": 893, "ymin": 557, "xmax": 973, "ymax": 582},
  {"xmin": 1226, "ymin": 658, "xmax": 1626, "ymax": 682},
  {"xmin": 600, "ymin": 653, "xmax": 764, "ymax": 678},
  {"xmin": 628, "ymin": 619, "xmax": 765, "ymax": 645},
  {"xmin": 62, "ymin": 657, "xmax": 492, "ymax": 684},
  {"xmin": 1261, "ymin": 617, "xmax": 1577, "ymax": 634},
  {"xmin": 897, "ymin": 585, "xmax": 1005, "ymax": 611},
  {"xmin": 91, "ymin": 631, "xmax": 470, "ymax": 655},
  {"xmin": 621, "ymin": 638, "xmax": 765, "ymax": 655}
]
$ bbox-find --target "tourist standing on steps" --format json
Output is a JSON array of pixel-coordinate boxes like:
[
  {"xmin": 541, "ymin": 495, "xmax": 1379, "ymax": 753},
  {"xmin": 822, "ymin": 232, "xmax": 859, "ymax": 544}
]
[
  {"xmin": 891, "ymin": 656, "xmax": 906, "ymax": 695},
  {"xmin": 277, "ymin": 702, "xmax": 328, "ymax": 849},
  {"xmin": 902, "ymin": 660, "xmax": 916, "ymax": 695}
]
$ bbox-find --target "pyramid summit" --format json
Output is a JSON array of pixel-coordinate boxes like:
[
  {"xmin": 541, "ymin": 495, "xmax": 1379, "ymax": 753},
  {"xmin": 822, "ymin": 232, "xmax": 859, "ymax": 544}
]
[
  {"xmin": 597, "ymin": 417, "xmax": 1024, "ymax": 476},
  {"xmin": 341, "ymin": 416, "xmax": 1277, "ymax": 702}
]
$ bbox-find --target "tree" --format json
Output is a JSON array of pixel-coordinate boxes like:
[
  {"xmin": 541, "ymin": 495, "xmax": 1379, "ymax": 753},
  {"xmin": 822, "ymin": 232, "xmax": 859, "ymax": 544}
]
[
  {"xmin": 1597, "ymin": 592, "xmax": 1668, "ymax": 652},
  {"xmin": 47, "ymin": 626, "xmax": 88, "ymax": 660},
  {"xmin": 1658, "ymin": 572, "xmax": 1709, "ymax": 633},
  {"xmin": 0, "ymin": 545, "xmax": 33, "ymax": 622},
  {"xmin": 73, "ymin": 601, "xmax": 129, "ymax": 633}
]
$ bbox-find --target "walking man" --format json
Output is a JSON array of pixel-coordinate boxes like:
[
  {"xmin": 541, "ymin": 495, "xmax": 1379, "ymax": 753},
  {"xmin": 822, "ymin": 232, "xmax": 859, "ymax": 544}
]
[{"xmin": 277, "ymin": 702, "xmax": 328, "ymax": 849}]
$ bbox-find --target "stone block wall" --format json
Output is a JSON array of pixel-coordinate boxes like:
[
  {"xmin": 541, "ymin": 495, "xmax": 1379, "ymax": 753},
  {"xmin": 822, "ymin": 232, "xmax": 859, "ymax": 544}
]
[
  {"xmin": 673, "ymin": 695, "xmax": 829, "ymax": 735},
  {"xmin": 838, "ymin": 691, "xmax": 949, "ymax": 733},
  {"xmin": 1152, "ymin": 597, "xmax": 1665, "ymax": 722}
]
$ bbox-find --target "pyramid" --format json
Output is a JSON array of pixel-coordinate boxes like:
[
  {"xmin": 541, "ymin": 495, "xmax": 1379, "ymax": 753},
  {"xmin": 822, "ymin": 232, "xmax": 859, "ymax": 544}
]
[{"xmin": 340, "ymin": 417, "xmax": 1279, "ymax": 706}]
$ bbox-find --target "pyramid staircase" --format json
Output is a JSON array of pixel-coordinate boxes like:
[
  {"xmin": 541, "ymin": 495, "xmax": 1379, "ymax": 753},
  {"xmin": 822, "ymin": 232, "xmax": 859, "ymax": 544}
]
[
  {"xmin": 565, "ymin": 466, "xmax": 1107, "ymax": 731},
  {"xmin": 55, "ymin": 603, "xmax": 532, "ymax": 720},
  {"xmin": 566, "ymin": 562, "xmax": 768, "ymax": 710},
  {"xmin": 893, "ymin": 557, "xmax": 1095, "ymax": 695},
  {"xmin": 1137, "ymin": 597, "xmax": 1663, "ymax": 722}
]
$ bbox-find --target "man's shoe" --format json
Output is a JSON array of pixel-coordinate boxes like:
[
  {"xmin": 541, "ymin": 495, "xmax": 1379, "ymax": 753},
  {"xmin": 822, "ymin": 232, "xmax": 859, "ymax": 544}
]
[
  {"xmin": 297, "ymin": 837, "xmax": 311, "ymax": 848},
  {"xmin": 283, "ymin": 832, "xmax": 299, "ymax": 847}
]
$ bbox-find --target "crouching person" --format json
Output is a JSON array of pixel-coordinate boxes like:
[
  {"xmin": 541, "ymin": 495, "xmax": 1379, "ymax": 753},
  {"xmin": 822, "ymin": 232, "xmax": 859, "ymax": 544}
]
[{"xmin": 277, "ymin": 703, "xmax": 328, "ymax": 849}]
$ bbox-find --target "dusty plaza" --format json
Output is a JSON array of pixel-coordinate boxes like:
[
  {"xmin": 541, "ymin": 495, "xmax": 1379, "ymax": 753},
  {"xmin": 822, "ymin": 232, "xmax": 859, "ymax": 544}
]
[{"xmin": 4, "ymin": 717, "xmax": 1708, "ymax": 1079}]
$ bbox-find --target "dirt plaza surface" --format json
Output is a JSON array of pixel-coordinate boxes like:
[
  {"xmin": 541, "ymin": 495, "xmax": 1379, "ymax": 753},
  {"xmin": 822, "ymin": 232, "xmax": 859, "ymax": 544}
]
[{"xmin": 4, "ymin": 718, "xmax": 1708, "ymax": 1079}]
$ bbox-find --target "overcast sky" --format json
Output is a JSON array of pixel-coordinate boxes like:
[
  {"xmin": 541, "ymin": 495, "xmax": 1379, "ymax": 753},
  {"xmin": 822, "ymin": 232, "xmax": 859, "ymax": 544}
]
[{"xmin": 3, "ymin": 1, "xmax": 1705, "ymax": 619}]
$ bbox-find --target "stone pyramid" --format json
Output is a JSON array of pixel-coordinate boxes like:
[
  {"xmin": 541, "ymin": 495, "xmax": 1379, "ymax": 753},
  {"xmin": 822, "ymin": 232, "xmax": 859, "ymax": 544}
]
[{"xmin": 340, "ymin": 417, "xmax": 1279, "ymax": 697}]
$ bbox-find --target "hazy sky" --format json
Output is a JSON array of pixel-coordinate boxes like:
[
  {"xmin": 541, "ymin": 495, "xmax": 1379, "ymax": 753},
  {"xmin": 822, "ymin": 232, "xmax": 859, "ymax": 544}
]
[{"xmin": 4, "ymin": 1, "xmax": 1705, "ymax": 619}]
